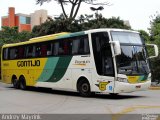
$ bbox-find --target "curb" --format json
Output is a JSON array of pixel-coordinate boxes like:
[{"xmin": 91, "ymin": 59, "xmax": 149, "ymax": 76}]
[{"xmin": 149, "ymin": 87, "xmax": 160, "ymax": 90}]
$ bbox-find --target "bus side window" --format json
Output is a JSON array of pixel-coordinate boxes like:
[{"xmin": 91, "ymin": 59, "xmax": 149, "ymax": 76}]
[
  {"xmin": 63, "ymin": 41, "xmax": 68, "ymax": 55},
  {"xmin": 58, "ymin": 40, "xmax": 65, "ymax": 55},
  {"xmin": 63, "ymin": 39, "xmax": 72, "ymax": 55},
  {"xmin": 41, "ymin": 45, "xmax": 47, "ymax": 57},
  {"xmin": 9, "ymin": 47, "xmax": 18, "ymax": 60},
  {"xmin": 79, "ymin": 37, "xmax": 90, "ymax": 54},
  {"xmin": 72, "ymin": 39, "xmax": 80, "ymax": 55},
  {"xmin": 52, "ymin": 39, "xmax": 72, "ymax": 56},
  {"xmin": 17, "ymin": 47, "xmax": 25, "ymax": 59},
  {"xmin": 3, "ymin": 48, "xmax": 8, "ymax": 60},
  {"xmin": 35, "ymin": 43, "xmax": 52, "ymax": 57},
  {"xmin": 84, "ymin": 37, "xmax": 90, "ymax": 54},
  {"xmin": 35, "ymin": 45, "xmax": 41, "ymax": 57},
  {"xmin": 72, "ymin": 36, "xmax": 90, "ymax": 55},
  {"xmin": 53, "ymin": 42, "xmax": 59, "ymax": 56},
  {"xmin": 47, "ymin": 43, "xmax": 52, "ymax": 56},
  {"xmin": 26, "ymin": 45, "xmax": 36, "ymax": 58},
  {"xmin": 78, "ymin": 38, "xmax": 84, "ymax": 54}
]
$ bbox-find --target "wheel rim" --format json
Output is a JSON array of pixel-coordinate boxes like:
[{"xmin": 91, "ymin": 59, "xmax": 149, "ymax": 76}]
[{"xmin": 81, "ymin": 83, "xmax": 89, "ymax": 93}]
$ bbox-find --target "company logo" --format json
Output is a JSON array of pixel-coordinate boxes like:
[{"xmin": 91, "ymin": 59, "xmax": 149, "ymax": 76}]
[
  {"xmin": 74, "ymin": 60, "xmax": 90, "ymax": 66},
  {"xmin": 96, "ymin": 82, "xmax": 110, "ymax": 91},
  {"xmin": 17, "ymin": 60, "xmax": 40, "ymax": 67}
]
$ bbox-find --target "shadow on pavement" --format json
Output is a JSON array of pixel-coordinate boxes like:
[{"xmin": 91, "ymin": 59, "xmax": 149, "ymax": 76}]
[{"xmin": 7, "ymin": 86, "xmax": 146, "ymax": 100}]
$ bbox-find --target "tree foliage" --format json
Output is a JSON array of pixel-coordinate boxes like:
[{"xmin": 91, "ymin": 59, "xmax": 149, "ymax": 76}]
[
  {"xmin": 138, "ymin": 30, "xmax": 150, "ymax": 41},
  {"xmin": 36, "ymin": 0, "xmax": 110, "ymax": 21},
  {"xmin": 0, "ymin": 26, "xmax": 34, "ymax": 45},
  {"xmin": 32, "ymin": 14, "xmax": 131, "ymax": 36},
  {"xmin": 148, "ymin": 15, "xmax": 160, "ymax": 82}
]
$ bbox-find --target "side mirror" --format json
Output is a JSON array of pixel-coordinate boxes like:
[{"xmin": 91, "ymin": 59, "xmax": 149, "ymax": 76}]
[
  {"xmin": 146, "ymin": 44, "xmax": 159, "ymax": 59},
  {"xmin": 109, "ymin": 41, "xmax": 121, "ymax": 56}
]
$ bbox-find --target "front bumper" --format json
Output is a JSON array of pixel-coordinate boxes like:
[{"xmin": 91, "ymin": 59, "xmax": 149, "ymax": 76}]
[{"xmin": 113, "ymin": 80, "xmax": 151, "ymax": 93}]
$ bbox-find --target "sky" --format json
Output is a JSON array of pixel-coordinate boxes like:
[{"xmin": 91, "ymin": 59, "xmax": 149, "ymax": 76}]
[{"xmin": 0, "ymin": 0, "xmax": 160, "ymax": 32}]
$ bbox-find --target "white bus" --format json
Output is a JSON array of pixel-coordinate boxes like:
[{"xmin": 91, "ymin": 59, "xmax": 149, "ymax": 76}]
[{"xmin": 1, "ymin": 28, "xmax": 158, "ymax": 96}]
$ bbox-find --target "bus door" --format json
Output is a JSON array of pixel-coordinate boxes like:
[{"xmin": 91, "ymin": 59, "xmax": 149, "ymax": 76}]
[{"xmin": 91, "ymin": 32, "xmax": 115, "ymax": 92}]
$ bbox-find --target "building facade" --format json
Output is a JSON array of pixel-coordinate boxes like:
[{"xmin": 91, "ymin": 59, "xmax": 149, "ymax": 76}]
[
  {"xmin": 1, "ymin": 7, "xmax": 48, "ymax": 32},
  {"xmin": 30, "ymin": 9, "xmax": 48, "ymax": 29},
  {"xmin": 1, "ymin": 7, "xmax": 31, "ymax": 32}
]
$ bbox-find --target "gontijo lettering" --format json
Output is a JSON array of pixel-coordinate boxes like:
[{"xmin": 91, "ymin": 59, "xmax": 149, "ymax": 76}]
[{"xmin": 17, "ymin": 60, "xmax": 40, "ymax": 67}]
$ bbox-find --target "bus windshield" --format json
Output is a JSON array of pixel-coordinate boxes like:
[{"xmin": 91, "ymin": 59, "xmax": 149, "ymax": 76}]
[{"xmin": 111, "ymin": 31, "xmax": 150, "ymax": 75}]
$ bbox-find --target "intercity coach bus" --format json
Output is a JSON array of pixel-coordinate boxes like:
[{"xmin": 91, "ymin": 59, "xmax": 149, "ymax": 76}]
[{"xmin": 1, "ymin": 28, "xmax": 158, "ymax": 96}]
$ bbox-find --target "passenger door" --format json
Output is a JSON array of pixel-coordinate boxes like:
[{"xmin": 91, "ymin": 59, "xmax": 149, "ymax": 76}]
[{"xmin": 91, "ymin": 32, "xmax": 115, "ymax": 92}]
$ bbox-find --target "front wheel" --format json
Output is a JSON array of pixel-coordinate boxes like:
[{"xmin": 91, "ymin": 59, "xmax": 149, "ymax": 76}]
[{"xmin": 78, "ymin": 80, "xmax": 91, "ymax": 97}]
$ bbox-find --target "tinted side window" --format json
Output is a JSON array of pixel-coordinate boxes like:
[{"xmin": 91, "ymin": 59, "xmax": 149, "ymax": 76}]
[
  {"xmin": 52, "ymin": 39, "xmax": 72, "ymax": 56},
  {"xmin": 3, "ymin": 35, "xmax": 90, "ymax": 60},
  {"xmin": 72, "ymin": 36, "xmax": 90, "ymax": 55},
  {"xmin": 35, "ymin": 42, "xmax": 53, "ymax": 57},
  {"xmin": 58, "ymin": 40, "xmax": 65, "ymax": 55},
  {"xmin": 72, "ymin": 39, "xmax": 80, "ymax": 54},
  {"xmin": 35, "ymin": 45, "xmax": 41, "ymax": 57},
  {"xmin": 17, "ymin": 46, "xmax": 25, "ymax": 59},
  {"xmin": 92, "ymin": 32, "xmax": 114, "ymax": 76},
  {"xmin": 53, "ymin": 42, "xmax": 59, "ymax": 56},
  {"xmin": 9, "ymin": 47, "xmax": 18, "ymax": 60},
  {"xmin": 47, "ymin": 43, "xmax": 52, "ymax": 56},
  {"xmin": 3, "ymin": 48, "xmax": 9, "ymax": 60},
  {"xmin": 4, "ymin": 46, "xmax": 25, "ymax": 60},
  {"xmin": 40, "ymin": 44, "xmax": 47, "ymax": 57},
  {"xmin": 26, "ymin": 45, "xmax": 36, "ymax": 58}
]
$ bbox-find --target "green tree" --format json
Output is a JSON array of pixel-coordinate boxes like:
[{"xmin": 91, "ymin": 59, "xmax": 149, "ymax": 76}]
[
  {"xmin": 138, "ymin": 30, "xmax": 150, "ymax": 41},
  {"xmin": 148, "ymin": 15, "xmax": 160, "ymax": 82},
  {"xmin": 0, "ymin": 26, "xmax": 19, "ymax": 45},
  {"xmin": 0, "ymin": 26, "xmax": 33, "ymax": 45},
  {"xmin": 32, "ymin": 14, "xmax": 131, "ymax": 36},
  {"xmin": 77, "ymin": 14, "xmax": 131, "ymax": 30},
  {"xmin": 36, "ymin": 0, "xmax": 110, "ymax": 21},
  {"xmin": 18, "ymin": 31, "xmax": 35, "ymax": 42}
]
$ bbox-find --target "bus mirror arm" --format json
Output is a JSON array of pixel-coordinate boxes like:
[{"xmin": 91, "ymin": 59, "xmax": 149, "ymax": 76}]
[
  {"xmin": 146, "ymin": 44, "xmax": 159, "ymax": 59},
  {"xmin": 109, "ymin": 41, "xmax": 121, "ymax": 56}
]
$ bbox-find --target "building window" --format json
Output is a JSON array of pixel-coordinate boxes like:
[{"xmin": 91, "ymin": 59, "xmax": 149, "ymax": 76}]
[
  {"xmin": 26, "ymin": 17, "xmax": 30, "ymax": 24},
  {"xmin": 19, "ymin": 16, "xmax": 30, "ymax": 24}
]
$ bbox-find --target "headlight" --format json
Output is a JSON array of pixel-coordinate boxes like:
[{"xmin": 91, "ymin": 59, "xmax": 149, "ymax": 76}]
[{"xmin": 117, "ymin": 77, "xmax": 128, "ymax": 83}]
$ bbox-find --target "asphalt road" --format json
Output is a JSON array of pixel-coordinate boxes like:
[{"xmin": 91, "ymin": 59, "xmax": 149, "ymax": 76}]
[{"xmin": 0, "ymin": 82, "xmax": 160, "ymax": 120}]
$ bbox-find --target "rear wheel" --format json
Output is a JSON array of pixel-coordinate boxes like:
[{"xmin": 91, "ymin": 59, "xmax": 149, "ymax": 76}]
[
  {"xmin": 78, "ymin": 79, "xmax": 91, "ymax": 97},
  {"xmin": 12, "ymin": 76, "xmax": 19, "ymax": 89},
  {"xmin": 12, "ymin": 79, "xmax": 18, "ymax": 88},
  {"xmin": 19, "ymin": 76, "xmax": 27, "ymax": 90}
]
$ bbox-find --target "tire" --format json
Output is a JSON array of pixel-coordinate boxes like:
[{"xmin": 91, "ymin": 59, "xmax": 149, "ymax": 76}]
[
  {"xmin": 19, "ymin": 76, "xmax": 27, "ymax": 90},
  {"xmin": 78, "ymin": 80, "xmax": 91, "ymax": 97},
  {"xmin": 12, "ymin": 79, "xmax": 19, "ymax": 89}
]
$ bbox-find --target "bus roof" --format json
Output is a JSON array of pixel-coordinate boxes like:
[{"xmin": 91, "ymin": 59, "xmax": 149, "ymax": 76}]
[
  {"xmin": 2, "ymin": 28, "xmax": 139, "ymax": 48},
  {"xmin": 29, "ymin": 32, "xmax": 69, "ymax": 41},
  {"xmin": 85, "ymin": 28, "xmax": 139, "ymax": 34}
]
